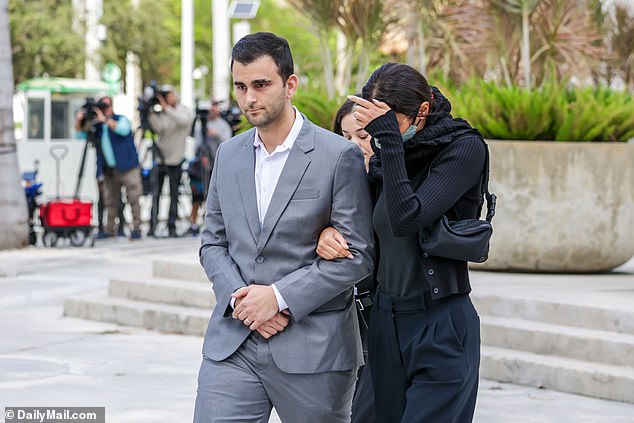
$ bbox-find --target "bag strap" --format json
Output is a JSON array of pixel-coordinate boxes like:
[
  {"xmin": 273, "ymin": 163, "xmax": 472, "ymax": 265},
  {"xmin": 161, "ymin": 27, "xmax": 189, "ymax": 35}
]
[
  {"xmin": 427, "ymin": 136, "xmax": 496, "ymax": 222},
  {"xmin": 480, "ymin": 143, "xmax": 497, "ymax": 222}
]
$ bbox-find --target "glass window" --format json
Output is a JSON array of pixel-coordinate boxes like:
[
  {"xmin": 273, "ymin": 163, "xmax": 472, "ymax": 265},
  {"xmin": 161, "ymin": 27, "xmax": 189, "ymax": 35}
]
[
  {"xmin": 27, "ymin": 99, "xmax": 44, "ymax": 140},
  {"xmin": 51, "ymin": 100, "xmax": 69, "ymax": 139}
]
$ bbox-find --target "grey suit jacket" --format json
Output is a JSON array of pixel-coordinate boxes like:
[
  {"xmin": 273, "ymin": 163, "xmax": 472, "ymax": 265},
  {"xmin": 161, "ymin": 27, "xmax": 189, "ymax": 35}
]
[{"xmin": 199, "ymin": 117, "xmax": 374, "ymax": 374}]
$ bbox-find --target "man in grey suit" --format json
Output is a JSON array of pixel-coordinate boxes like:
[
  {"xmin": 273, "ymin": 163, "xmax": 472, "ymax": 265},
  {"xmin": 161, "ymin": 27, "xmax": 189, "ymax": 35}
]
[{"xmin": 192, "ymin": 32, "xmax": 374, "ymax": 423}]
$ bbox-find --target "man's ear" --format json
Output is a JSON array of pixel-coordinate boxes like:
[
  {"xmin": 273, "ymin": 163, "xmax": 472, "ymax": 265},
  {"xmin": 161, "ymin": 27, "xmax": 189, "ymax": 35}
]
[{"xmin": 286, "ymin": 74, "xmax": 299, "ymax": 99}]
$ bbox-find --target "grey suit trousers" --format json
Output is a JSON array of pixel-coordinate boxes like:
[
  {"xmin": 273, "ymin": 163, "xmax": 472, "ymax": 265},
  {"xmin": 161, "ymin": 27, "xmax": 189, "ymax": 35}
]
[{"xmin": 193, "ymin": 332, "xmax": 357, "ymax": 423}]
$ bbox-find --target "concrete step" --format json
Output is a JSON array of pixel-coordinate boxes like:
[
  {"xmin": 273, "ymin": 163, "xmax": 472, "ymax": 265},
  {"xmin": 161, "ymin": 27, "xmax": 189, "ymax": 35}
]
[
  {"xmin": 152, "ymin": 259, "xmax": 207, "ymax": 283},
  {"xmin": 481, "ymin": 346, "xmax": 634, "ymax": 404},
  {"xmin": 472, "ymin": 293, "xmax": 634, "ymax": 335},
  {"xmin": 109, "ymin": 278, "xmax": 216, "ymax": 310},
  {"xmin": 481, "ymin": 315, "xmax": 634, "ymax": 367},
  {"xmin": 64, "ymin": 291, "xmax": 210, "ymax": 336}
]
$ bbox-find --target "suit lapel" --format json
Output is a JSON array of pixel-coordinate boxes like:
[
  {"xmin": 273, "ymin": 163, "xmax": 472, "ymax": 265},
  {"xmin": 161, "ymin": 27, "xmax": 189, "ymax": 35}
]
[
  {"xmin": 257, "ymin": 120, "xmax": 315, "ymax": 252},
  {"xmin": 236, "ymin": 131, "xmax": 261, "ymax": 243}
]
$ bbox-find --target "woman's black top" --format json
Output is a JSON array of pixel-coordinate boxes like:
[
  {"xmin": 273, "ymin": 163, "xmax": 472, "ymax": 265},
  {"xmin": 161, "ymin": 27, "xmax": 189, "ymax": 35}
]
[
  {"xmin": 373, "ymin": 187, "xmax": 429, "ymax": 296},
  {"xmin": 366, "ymin": 87, "xmax": 487, "ymax": 298}
]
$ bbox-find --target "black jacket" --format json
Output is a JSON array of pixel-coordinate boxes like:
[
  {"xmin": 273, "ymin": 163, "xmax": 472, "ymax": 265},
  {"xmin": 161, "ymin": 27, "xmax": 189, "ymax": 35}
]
[{"xmin": 366, "ymin": 87, "xmax": 486, "ymax": 299}]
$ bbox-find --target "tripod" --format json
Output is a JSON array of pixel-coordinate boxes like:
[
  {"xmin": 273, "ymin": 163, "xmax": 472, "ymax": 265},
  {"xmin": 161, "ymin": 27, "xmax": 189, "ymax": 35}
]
[
  {"xmin": 78, "ymin": 124, "xmax": 127, "ymax": 237},
  {"xmin": 136, "ymin": 126, "xmax": 167, "ymax": 237}
]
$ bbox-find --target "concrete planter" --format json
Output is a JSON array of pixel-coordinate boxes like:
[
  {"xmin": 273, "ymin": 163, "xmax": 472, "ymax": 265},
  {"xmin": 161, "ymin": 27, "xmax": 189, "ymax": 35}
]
[{"xmin": 475, "ymin": 140, "xmax": 634, "ymax": 272}]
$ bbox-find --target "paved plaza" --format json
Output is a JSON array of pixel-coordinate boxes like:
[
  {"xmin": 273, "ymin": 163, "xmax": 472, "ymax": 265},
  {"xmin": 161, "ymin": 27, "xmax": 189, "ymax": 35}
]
[{"xmin": 0, "ymin": 237, "xmax": 633, "ymax": 422}]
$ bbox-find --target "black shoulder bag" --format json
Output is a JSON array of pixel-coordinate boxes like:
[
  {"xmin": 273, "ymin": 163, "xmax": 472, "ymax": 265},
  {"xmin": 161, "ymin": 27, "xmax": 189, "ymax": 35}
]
[{"xmin": 419, "ymin": 143, "xmax": 497, "ymax": 263}]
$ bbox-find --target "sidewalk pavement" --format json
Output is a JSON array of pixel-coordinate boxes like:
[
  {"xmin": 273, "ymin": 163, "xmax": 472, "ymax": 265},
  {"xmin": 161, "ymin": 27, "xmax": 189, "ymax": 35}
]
[{"xmin": 1, "ymin": 237, "xmax": 633, "ymax": 423}]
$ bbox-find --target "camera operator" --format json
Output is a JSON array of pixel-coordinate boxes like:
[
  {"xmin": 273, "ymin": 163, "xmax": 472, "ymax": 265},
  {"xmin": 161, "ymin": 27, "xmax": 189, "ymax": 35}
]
[
  {"xmin": 206, "ymin": 100, "xmax": 234, "ymax": 143},
  {"xmin": 75, "ymin": 96, "xmax": 143, "ymax": 240},
  {"xmin": 75, "ymin": 99, "xmax": 125, "ymax": 238},
  {"xmin": 147, "ymin": 85, "xmax": 194, "ymax": 238},
  {"xmin": 185, "ymin": 100, "xmax": 232, "ymax": 236}
]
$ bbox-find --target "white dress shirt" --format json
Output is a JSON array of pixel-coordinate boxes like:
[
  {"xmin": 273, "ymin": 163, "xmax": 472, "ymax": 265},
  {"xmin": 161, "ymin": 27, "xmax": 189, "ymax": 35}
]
[
  {"xmin": 232, "ymin": 108, "xmax": 304, "ymax": 312},
  {"xmin": 253, "ymin": 109, "xmax": 304, "ymax": 226}
]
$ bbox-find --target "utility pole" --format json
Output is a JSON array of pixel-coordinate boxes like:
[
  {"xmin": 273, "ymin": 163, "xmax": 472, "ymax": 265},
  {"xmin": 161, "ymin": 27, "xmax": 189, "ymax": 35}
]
[
  {"xmin": 74, "ymin": 0, "xmax": 104, "ymax": 81},
  {"xmin": 212, "ymin": 0, "xmax": 231, "ymax": 104},
  {"xmin": 181, "ymin": 0, "xmax": 194, "ymax": 109}
]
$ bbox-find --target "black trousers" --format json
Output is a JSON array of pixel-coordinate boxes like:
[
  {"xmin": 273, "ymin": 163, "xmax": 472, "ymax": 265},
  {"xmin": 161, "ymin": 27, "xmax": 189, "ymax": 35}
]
[
  {"xmin": 150, "ymin": 164, "xmax": 182, "ymax": 231},
  {"xmin": 368, "ymin": 290, "xmax": 480, "ymax": 423},
  {"xmin": 351, "ymin": 305, "xmax": 375, "ymax": 423}
]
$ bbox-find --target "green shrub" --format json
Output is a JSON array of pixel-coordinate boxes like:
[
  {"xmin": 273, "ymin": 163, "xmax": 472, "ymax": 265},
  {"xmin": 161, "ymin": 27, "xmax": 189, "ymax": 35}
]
[
  {"xmin": 555, "ymin": 87, "xmax": 634, "ymax": 142},
  {"xmin": 292, "ymin": 91, "xmax": 343, "ymax": 131},
  {"xmin": 236, "ymin": 82, "xmax": 634, "ymax": 142},
  {"xmin": 449, "ymin": 80, "xmax": 634, "ymax": 142}
]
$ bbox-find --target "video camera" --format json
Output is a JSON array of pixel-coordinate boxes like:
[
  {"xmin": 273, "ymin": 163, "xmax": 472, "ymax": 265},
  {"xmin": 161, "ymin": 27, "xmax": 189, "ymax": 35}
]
[
  {"xmin": 79, "ymin": 97, "xmax": 109, "ymax": 144},
  {"xmin": 194, "ymin": 100, "xmax": 243, "ymax": 137},
  {"xmin": 137, "ymin": 80, "xmax": 169, "ymax": 131},
  {"xmin": 79, "ymin": 97, "xmax": 108, "ymax": 132},
  {"xmin": 220, "ymin": 105, "xmax": 242, "ymax": 133}
]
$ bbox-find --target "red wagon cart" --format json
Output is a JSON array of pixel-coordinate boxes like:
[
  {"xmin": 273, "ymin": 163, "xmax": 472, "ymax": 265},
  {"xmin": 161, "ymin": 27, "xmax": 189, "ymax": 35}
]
[{"xmin": 39, "ymin": 144, "xmax": 95, "ymax": 247}]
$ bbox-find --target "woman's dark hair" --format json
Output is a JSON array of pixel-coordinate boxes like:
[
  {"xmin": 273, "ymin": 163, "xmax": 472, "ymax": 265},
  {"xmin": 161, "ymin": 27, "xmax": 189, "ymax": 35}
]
[
  {"xmin": 231, "ymin": 32, "xmax": 294, "ymax": 83},
  {"xmin": 362, "ymin": 62, "xmax": 433, "ymax": 119},
  {"xmin": 332, "ymin": 96, "xmax": 358, "ymax": 135}
]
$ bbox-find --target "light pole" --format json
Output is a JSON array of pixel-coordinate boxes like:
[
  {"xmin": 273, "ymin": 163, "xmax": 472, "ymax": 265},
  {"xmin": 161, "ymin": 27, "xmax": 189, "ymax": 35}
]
[
  {"xmin": 229, "ymin": 1, "xmax": 260, "ymax": 45},
  {"xmin": 212, "ymin": 0, "xmax": 231, "ymax": 104},
  {"xmin": 212, "ymin": 0, "xmax": 260, "ymax": 105},
  {"xmin": 181, "ymin": 0, "xmax": 194, "ymax": 109},
  {"xmin": 74, "ymin": 0, "xmax": 105, "ymax": 81}
]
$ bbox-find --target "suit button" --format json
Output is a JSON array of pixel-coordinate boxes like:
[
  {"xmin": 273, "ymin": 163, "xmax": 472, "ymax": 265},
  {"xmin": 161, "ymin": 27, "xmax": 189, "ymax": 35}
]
[
  {"xmin": 427, "ymin": 269, "xmax": 435, "ymax": 276},
  {"xmin": 422, "ymin": 252, "xmax": 429, "ymax": 259},
  {"xmin": 433, "ymin": 287, "xmax": 439, "ymax": 294},
  {"xmin": 256, "ymin": 256, "xmax": 264, "ymax": 263}
]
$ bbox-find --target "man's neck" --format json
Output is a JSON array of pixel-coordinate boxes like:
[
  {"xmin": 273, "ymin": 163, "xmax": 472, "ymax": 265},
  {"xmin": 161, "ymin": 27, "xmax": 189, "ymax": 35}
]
[{"xmin": 258, "ymin": 106, "xmax": 296, "ymax": 154}]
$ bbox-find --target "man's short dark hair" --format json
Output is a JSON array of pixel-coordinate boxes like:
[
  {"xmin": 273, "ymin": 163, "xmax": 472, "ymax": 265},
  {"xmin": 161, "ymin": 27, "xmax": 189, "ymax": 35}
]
[{"xmin": 231, "ymin": 32, "xmax": 294, "ymax": 83}]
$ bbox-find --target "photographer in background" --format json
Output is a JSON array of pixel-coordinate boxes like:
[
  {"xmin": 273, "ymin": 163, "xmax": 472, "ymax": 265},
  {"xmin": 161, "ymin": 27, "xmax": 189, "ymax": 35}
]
[
  {"xmin": 75, "ymin": 98, "xmax": 126, "ymax": 238},
  {"xmin": 147, "ymin": 85, "xmax": 194, "ymax": 238},
  {"xmin": 75, "ymin": 96, "xmax": 143, "ymax": 240},
  {"xmin": 185, "ymin": 100, "xmax": 233, "ymax": 236},
  {"xmin": 205, "ymin": 99, "xmax": 234, "ymax": 148}
]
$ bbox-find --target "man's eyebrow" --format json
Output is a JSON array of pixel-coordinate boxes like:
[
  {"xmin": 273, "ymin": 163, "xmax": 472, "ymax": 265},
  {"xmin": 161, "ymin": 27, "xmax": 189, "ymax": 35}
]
[{"xmin": 233, "ymin": 79, "xmax": 272, "ymax": 86}]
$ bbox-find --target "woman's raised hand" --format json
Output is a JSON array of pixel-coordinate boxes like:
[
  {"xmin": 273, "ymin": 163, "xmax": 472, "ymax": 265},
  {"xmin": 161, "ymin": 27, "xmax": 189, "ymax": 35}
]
[
  {"xmin": 316, "ymin": 227, "xmax": 352, "ymax": 260},
  {"xmin": 347, "ymin": 95, "xmax": 391, "ymax": 128}
]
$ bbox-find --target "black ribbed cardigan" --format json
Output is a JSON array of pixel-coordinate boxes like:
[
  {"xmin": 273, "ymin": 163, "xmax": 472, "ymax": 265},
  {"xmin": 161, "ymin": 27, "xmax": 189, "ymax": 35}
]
[{"xmin": 365, "ymin": 87, "xmax": 487, "ymax": 299}]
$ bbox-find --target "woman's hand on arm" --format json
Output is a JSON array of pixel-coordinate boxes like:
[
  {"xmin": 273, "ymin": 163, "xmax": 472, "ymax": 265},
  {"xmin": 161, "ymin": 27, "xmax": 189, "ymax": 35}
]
[{"xmin": 316, "ymin": 227, "xmax": 353, "ymax": 260}]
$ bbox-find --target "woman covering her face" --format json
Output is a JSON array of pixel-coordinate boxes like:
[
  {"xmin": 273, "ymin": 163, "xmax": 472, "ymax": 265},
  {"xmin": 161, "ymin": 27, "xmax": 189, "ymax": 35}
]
[{"xmin": 319, "ymin": 63, "xmax": 486, "ymax": 423}]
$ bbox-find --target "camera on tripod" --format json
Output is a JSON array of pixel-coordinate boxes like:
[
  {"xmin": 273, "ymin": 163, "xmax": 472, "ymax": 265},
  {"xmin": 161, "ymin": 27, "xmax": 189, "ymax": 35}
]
[
  {"xmin": 137, "ymin": 81, "xmax": 169, "ymax": 131},
  {"xmin": 194, "ymin": 99, "xmax": 242, "ymax": 138},
  {"xmin": 79, "ymin": 97, "xmax": 109, "ymax": 144},
  {"xmin": 220, "ymin": 105, "xmax": 242, "ymax": 132},
  {"xmin": 79, "ymin": 97, "xmax": 108, "ymax": 132}
]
